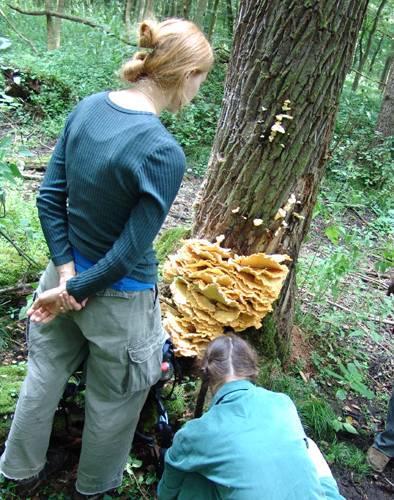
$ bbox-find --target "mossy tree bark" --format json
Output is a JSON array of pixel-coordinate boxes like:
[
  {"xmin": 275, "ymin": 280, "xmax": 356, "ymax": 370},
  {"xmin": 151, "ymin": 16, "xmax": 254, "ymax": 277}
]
[
  {"xmin": 376, "ymin": 58, "xmax": 394, "ymax": 136},
  {"xmin": 193, "ymin": 0, "xmax": 368, "ymax": 360}
]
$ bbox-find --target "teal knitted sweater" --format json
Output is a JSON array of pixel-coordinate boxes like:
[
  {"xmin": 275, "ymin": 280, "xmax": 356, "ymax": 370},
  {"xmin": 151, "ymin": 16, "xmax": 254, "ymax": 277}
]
[{"xmin": 37, "ymin": 92, "xmax": 186, "ymax": 300}]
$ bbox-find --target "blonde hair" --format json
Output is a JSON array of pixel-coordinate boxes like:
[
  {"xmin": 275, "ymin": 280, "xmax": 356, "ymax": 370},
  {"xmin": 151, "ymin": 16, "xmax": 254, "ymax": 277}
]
[
  {"xmin": 120, "ymin": 18, "xmax": 214, "ymax": 104},
  {"xmin": 201, "ymin": 335, "xmax": 259, "ymax": 392}
]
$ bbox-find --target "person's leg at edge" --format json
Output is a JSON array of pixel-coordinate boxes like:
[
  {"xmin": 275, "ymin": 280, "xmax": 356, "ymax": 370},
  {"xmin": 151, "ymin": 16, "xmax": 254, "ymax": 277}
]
[
  {"xmin": 367, "ymin": 390, "xmax": 394, "ymax": 472},
  {"xmin": 374, "ymin": 391, "xmax": 394, "ymax": 457},
  {"xmin": 0, "ymin": 315, "xmax": 87, "ymax": 480},
  {"xmin": 73, "ymin": 289, "xmax": 164, "ymax": 495},
  {"xmin": 0, "ymin": 262, "xmax": 88, "ymax": 481}
]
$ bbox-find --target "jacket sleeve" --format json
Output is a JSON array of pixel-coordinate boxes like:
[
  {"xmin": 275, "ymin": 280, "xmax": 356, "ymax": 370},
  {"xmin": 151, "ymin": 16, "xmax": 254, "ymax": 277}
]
[
  {"xmin": 66, "ymin": 143, "xmax": 185, "ymax": 301},
  {"xmin": 157, "ymin": 429, "xmax": 195, "ymax": 500},
  {"xmin": 37, "ymin": 112, "xmax": 76, "ymax": 266}
]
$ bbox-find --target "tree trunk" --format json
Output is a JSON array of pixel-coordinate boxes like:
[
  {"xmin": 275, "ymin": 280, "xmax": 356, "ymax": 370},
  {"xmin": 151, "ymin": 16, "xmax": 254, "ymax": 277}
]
[
  {"xmin": 226, "ymin": 0, "xmax": 234, "ymax": 38},
  {"xmin": 376, "ymin": 59, "xmax": 394, "ymax": 136},
  {"xmin": 369, "ymin": 35, "xmax": 384, "ymax": 73},
  {"xmin": 352, "ymin": 0, "xmax": 388, "ymax": 91},
  {"xmin": 124, "ymin": 0, "xmax": 133, "ymax": 37},
  {"xmin": 379, "ymin": 45, "xmax": 394, "ymax": 90},
  {"xmin": 195, "ymin": 0, "xmax": 208, "ymax": 28},
  {"xmin": 183, "ymin": 0, "xmax": 192, "ymax": 18},
  {"xmin": 193, "ymin": 0, "xmax": 368, "ymax": 359},
  {"xmin": 141, "ymin": 0, "xmax": 154, "ymax": 19},
  {"xmin": 46, "ymin": 0, "xmax": 63, "ymax": 50},
  {"xmin": 207, "ymin": 0, "xmax": 220, "ymax": 41}
]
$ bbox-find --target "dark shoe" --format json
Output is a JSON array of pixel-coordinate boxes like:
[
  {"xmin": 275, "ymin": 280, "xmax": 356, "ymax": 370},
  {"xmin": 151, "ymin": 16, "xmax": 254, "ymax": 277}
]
[
  {"xmin": 6, "ymin": 448, "xmax": 69, "ymax": 495},
  {"xmin": 367, "ymin": 445, "xmax": 391, "ymax": 472}
]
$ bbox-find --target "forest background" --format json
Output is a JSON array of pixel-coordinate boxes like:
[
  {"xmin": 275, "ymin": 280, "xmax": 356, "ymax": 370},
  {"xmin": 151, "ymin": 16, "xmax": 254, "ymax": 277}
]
[{"xmin": 0, "ymin": 0, "xmax": 393, "ymax": 498}]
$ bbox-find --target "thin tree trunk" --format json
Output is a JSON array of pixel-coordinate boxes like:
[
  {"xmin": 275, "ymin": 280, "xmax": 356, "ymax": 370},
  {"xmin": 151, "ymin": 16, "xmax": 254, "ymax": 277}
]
[
  {"xmin": 226, "ymin": 0, "xmax": 234, "ymax": 38},
  {"xmin": 124, "ymin": 0, "xmax": 133, "ymax": 37},
  {"xmin": 183, "ymin": 0, "xmax": 192, "ymax": 18},
  {"xmin": 193, "ymin": 0, "xmax": 368, "ymax": 359},
  {"xmin": 376, "ymin": 59, "xmax": 394, "ymax": 136},
  {"xmin": 141, "ymin": 0, "xmax": 154, "ymax": 19},
  {"xmin": 369, "ymin": 35, "xmax": 384, "ymax": 73},
  {"xmin": 46, "ymin": 0, "xmax": 63, "ymax": 50},
  {"xmin": 207, "ymin": 0, "xmax": 220, "ymax": 41},
  {"xmin": 195, "ymin": 0, "xmax": 208, "ymax": 28},
  {"xmin": 379, "ymin": 43, "xmax": 394, "ymax": 90},
  {"xmin": 352, "ymin": 0, "xmax": 388, "ymax": 91}
]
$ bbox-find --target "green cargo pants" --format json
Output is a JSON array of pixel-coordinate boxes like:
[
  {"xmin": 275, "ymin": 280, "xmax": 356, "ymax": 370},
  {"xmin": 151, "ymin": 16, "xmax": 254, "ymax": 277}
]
[{"xmin": 0, "ymin": 262, "xmax": 165, "ymax": 495}]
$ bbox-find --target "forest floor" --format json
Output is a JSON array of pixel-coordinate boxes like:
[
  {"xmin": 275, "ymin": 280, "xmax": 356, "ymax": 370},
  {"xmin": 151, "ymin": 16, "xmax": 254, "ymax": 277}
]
[{"xmin": 0, "ymin": 169, "xmax": 393, "ymax": 499}]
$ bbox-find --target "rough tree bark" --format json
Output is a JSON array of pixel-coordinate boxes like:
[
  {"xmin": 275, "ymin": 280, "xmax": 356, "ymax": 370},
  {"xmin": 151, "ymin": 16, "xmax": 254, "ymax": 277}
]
[
  {"xmin": 193, "ymin": 0, "xmax": 368, "ymax": 359},
  {"xmin": 376, "ymin": 58, "xmax": 394, "ymax": 136}
]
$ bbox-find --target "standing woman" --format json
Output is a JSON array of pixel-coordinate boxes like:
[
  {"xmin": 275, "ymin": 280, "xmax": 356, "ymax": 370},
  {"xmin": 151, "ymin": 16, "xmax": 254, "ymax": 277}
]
[{"xmin": 0, "ymin": 19, "xmax": 213, "ymax": 498}]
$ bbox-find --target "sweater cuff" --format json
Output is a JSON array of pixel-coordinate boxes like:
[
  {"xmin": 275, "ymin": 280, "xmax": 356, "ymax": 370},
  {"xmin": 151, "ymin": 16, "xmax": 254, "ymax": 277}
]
[{"xmin": 51, "ymin": 252, "xmax": 74, "ymax": 266}]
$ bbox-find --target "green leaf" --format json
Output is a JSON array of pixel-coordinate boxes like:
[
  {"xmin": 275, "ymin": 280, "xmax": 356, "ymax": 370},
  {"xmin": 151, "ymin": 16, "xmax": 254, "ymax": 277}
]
[
  {"xmin": 343, "ymin": 422, "xmax": 359, "ymax": 435},
  {"xmin": 335, "ymin": 388, "xmax": 347, "ymax": 401},
  {"xmin": 130, "ymin": 458, "xmax": 143, "ymax": 468},
  {"xmin": 325, "ymin": 225, "xmax": 342, "ymax": 245},
  {"xmin": 8, "ymin": 162, "xmax": 22, "ymax": 178},
  {"xmin": 331, "ymin": 419, "xmax": 343, "ymax": 432}
]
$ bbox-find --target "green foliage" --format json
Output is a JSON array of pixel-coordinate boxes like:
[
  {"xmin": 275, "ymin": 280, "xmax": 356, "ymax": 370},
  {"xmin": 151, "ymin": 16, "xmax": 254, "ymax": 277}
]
[
  {"xmin": 0, "ymin": 136, "xmax": 22, "ymax": 185},
  {"xmin": 323, "ymin": 362, "xmax": 375, "ymax": 400},
  {"xmin": 155, "ymin": 226, "xmax": 191, "ymax": 266},
  {"xmin": 258, "ymin": 363, "xmax": 356, "ymax": 443},
  {"xmin": 328, "ymin": 80, "xmax": 394, "ymax": 209},
  {"xmin": 163, "ymin": 384, "xmax": 187, "ymax": 422},
  {"xmin": 325, "ymin": 441, "xmax": 370, "ymax": 476},
  {"xmin": 0, "ymin": 363, "xmax": 26, "ymax": 416},
  {"xmin": 117, "ymin": 455, "xmax": 157, "ymax": 498},
  {"xmin": 0, "ymin": 187, "xmax": 47, "ymax": 287}
]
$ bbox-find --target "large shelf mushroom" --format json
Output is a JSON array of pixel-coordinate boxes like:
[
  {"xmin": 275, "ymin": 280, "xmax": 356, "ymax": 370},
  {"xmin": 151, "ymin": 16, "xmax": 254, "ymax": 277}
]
[{"xmin": 162, "ymin": 238, "xmax": 291, "ymax": 357}]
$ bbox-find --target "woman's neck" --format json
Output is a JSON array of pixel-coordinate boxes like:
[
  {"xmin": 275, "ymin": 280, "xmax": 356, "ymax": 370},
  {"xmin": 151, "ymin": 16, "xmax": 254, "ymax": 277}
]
[{"xmin": 109, "ymin": 80, "xmax": 172, "ymax": 115}]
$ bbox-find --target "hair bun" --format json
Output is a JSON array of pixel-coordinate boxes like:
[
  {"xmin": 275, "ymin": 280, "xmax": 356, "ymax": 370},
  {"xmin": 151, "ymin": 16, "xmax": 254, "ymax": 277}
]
[
  {"xmin": 139, "ymin": 20, "xmax": 158, "ymax": 49},
  {"xmin": 120, "ymin": 52, "xmax": 147, "ymax": 83}
]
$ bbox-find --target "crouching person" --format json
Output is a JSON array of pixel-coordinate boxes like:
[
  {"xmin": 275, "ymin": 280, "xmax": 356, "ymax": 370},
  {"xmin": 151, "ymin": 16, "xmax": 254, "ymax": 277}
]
[{"xmin": 158, "ymin": 334, "xmax": 344, "ymax": 500}]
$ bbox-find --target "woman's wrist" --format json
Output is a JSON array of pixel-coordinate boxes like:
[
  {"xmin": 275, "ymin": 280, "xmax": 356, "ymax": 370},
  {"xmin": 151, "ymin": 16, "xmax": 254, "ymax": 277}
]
[{"xmin": 56, "ymin": 261, "xmax": 76, "ymax": 285}]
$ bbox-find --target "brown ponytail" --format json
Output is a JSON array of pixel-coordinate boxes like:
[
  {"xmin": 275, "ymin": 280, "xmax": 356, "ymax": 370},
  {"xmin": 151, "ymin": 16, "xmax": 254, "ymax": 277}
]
[{"xmin": 201, "ymin": 334, "xmax": 259, "ymax": 392}]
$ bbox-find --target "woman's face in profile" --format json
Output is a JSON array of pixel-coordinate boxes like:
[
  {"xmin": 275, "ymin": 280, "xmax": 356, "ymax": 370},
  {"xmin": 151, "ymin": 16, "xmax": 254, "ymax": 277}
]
[{"xmin": 167, "ymin": 71, "xmax": 208, "ymax": 112}]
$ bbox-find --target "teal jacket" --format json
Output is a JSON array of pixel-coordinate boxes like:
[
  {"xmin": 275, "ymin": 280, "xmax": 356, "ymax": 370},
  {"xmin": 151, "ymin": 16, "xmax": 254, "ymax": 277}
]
[{"xmin": 158, "ymin": 380, "xmax": 344, "ymax": 500}]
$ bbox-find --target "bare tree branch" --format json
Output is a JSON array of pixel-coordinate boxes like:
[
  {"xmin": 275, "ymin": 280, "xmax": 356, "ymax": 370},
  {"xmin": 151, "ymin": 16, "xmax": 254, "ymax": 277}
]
[{"xmin": 7, "ymin": 4, "xmax": 135, "ymax": 46}]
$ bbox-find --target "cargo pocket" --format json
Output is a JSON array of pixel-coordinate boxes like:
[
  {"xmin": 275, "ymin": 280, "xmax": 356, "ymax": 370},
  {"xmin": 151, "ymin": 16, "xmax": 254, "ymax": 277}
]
[{"xmin": 127, "ymin": 338, "xmax": 163, "ymax": 392}]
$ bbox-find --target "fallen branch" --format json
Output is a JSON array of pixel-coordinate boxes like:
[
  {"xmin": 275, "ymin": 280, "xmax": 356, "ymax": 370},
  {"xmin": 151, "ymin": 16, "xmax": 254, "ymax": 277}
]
[
  {"xmin": 350, "ymin": 68, "xmax": 384, "ymax": 86},
  {"xmin": 8, "ymin": 4, "xmax": 135, "ymax": 46},
  {"xmin": 0, "ymin": 282, "xmax": 36, "ymax": 296},
  {"xmin": 302, "ymin": 291, "xmax": 394, "ymax": 327},
  {"xmin": 0, "ymin": 7, "xmax": 38, "ymax": 53},
  {"xmin": 0, "ymin": 228, "xmax": 40, "ymax": 268},
  {"xmin": 22, "ymin": 172, "xmax": 44, "ymax": 181}
]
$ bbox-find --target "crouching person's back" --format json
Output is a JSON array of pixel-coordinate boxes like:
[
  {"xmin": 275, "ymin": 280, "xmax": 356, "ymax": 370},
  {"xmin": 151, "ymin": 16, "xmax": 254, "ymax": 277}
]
[{"xmin": 158, "ymin": 335, "xmax": 344, "ymax": 500}]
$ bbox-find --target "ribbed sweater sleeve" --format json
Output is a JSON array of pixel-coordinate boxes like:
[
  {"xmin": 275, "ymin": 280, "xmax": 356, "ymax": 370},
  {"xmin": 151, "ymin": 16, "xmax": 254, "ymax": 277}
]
[
  {"xmin": 66, "ymin": 143, "xmax": 185, "ymax": 301},
  {"xmin": 36, "ymin": 116, "xmax": 74, "ymax": 266}
]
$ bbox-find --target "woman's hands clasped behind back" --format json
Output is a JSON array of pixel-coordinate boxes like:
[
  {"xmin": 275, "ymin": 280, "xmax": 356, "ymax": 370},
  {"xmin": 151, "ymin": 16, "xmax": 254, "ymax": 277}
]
[{"xmin": 27, "ymin": 261, "xmax": 88, "ymax": 324}]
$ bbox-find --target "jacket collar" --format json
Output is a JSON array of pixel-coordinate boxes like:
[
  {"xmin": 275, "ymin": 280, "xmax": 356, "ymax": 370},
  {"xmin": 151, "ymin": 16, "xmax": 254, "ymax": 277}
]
[{"xmin": 210, "ymin": 379, "xmax": 254, "ymax": 408}]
